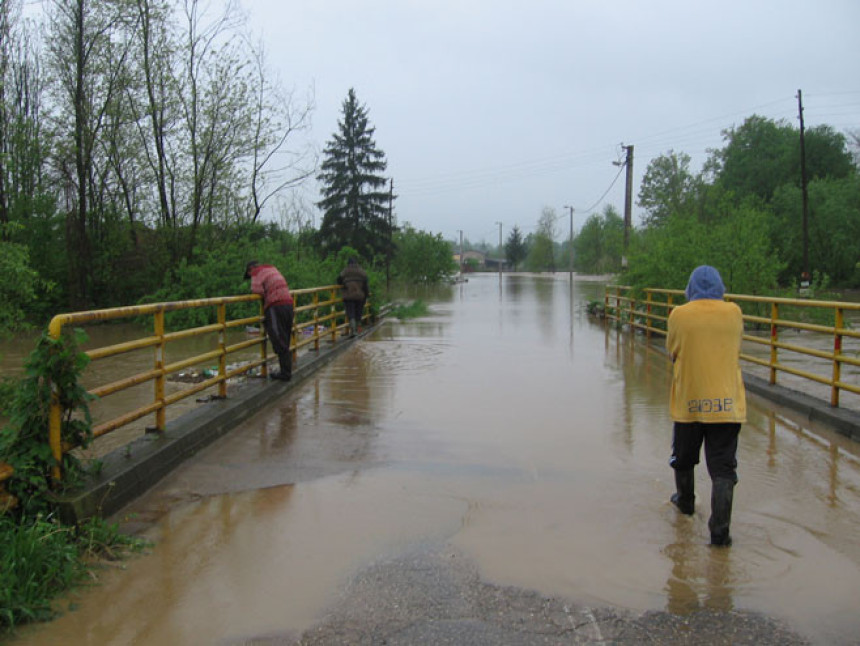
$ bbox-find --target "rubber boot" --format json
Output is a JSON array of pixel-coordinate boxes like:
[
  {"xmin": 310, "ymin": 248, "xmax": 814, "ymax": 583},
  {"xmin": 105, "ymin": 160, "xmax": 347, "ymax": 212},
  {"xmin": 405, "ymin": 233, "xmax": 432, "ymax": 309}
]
[
  {"xmin": 349, "ymin": 319, "xmax": 357, "ymax": 337},
  {"xmin": 670, "ymin": 469, "xmax": 695, "ymax": 515},
  {"xmin": 271, "ymin": 354, "xmax": 291, "ymax": 381},
  {"xmin": 709, "ymin": 478, "xmax": 734, "ymax": 547}
]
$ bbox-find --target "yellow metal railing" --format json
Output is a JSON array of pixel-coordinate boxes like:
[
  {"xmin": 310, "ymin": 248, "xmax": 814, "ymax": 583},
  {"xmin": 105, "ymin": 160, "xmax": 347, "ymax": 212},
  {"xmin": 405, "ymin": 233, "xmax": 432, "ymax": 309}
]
[
  {"xmin": 604, "ymin": 285, "xmax": 860, "ymax": 409},
  {"xmin": 0, "ymin": 462, "xmax": 16, "ymax": 513},
  {"xmin": 48, "ymin": 285, "xmax": 370, "ymax": 481}
]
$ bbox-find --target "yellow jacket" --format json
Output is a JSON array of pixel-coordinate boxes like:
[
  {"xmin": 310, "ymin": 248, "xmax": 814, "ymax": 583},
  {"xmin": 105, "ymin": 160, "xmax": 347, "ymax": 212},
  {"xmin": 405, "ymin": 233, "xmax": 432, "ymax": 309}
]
[{"xmin": 666, "ymin": 299, "xmax": 746, "ymax": 423}]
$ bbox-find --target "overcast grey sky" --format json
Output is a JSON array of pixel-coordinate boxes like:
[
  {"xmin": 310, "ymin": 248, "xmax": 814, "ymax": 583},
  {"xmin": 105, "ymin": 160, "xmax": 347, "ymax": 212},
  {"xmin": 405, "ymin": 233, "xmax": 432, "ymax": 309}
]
[{"xmin": 244, "ymin": 0, "xmax": 860, "ymax": 244}]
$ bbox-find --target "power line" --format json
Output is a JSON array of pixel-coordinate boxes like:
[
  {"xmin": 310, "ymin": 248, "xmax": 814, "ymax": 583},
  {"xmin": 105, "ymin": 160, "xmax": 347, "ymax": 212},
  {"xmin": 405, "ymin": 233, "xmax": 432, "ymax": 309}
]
[
  {"xmin": 570, "ymin": 164, "xmax": 626, "ymax": 215},
  {"xmin": 396, "ymin": 91, "xmax": 859, "ymax": 205}
]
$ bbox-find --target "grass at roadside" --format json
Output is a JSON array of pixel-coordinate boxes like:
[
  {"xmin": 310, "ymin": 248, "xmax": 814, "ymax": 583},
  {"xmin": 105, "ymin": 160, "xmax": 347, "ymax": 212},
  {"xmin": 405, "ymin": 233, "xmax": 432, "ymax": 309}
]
[
  {"xmin": 0, "ymin": 514, "xmax": 148, "ymax": 633},
  {"xmin": 389, "ymin": 300, "xmax": 430, "ymax": 320}
]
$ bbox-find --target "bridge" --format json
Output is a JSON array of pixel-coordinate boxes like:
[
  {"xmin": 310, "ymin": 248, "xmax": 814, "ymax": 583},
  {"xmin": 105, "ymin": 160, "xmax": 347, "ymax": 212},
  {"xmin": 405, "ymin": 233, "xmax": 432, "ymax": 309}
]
[{"xmin": 11, "ymin": 273, "xmax": 860, "ymax": 645}]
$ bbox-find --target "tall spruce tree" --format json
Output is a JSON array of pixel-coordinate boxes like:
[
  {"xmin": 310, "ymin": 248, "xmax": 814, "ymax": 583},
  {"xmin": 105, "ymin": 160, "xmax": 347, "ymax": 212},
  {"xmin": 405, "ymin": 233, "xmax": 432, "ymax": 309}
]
[
  {"xmin": 504, "ymin": 226, "xmax": 527, "ymax": 271},
  {"xmin": 317, "ymin": 88, "xmax": 394, "ymax": 260}
]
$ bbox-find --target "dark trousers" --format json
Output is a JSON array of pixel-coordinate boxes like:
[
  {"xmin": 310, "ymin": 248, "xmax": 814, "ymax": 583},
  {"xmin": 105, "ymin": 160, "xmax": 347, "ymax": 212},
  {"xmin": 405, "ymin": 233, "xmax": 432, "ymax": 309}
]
[
  {"xmin": 264, "ymin": 304, "xmax": 294, "ymax": 375},
  {"xmin": 670, "ymin": 422, "xmax": 740, "ymax": 483},
  {"xmin": 344, "ymin": 299, "xmax": 365, "ymax": 323}
]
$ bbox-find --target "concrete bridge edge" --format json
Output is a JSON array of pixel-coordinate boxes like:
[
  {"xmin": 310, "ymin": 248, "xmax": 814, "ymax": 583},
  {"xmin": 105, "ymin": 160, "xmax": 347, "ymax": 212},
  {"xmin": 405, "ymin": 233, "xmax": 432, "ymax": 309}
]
[
  {"xmin": 743, "ymin": 373, "xmax": 860, "ymax": 443},
  {"xmin": 54, "ymin": 325, "xmax": 380, "ymax": 524}
]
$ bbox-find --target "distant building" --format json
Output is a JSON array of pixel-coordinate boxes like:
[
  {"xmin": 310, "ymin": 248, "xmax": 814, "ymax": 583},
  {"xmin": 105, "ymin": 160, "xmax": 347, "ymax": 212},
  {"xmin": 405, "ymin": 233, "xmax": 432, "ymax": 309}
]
[{"xmin": 453, "ymin": 250, "xmax": 509, "ymax": 272}]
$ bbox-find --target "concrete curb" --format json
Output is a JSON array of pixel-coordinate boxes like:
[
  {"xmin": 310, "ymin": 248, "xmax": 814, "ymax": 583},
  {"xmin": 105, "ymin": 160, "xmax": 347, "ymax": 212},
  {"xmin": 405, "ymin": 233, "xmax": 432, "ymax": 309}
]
[
  {"xmin": 743, "ymin": 373, "xmax": 860, "ymax": 442},
  {"xmin": 55, "ymin": 327, "xmax": 376, "ymax": 523}
]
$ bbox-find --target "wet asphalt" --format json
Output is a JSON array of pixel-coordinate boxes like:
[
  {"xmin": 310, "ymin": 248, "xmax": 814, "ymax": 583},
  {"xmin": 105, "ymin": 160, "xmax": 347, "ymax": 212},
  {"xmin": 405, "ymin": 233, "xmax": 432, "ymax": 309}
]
[{"xmin": 223, "ymin": 543, "xmax": 811, "ymax": 646}]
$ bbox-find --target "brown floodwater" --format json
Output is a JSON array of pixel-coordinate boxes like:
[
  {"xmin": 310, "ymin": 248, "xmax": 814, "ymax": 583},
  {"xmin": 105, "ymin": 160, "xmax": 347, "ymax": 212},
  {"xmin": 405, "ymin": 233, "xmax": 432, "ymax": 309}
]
[{"xmin": 9, "ymin": 274, "xmax": 860, "ymax": 645}]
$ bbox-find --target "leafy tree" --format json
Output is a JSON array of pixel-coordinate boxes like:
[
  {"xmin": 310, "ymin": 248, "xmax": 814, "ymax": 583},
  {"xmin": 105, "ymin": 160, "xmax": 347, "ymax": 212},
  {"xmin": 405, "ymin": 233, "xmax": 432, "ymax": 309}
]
[
  {"xmin": 772, "ymin": 175, "xmax": 860, "ymax": 285},
  {"xmin": 504, "ymin": 225, "xmax": 527, "ymax": 270},
  {"xmin": 708, "ymin": 115, "xmax": 797, "ymax": 203},
  {"xmin": 804, "ymin": 124, "xmax": 855, "ymax": 182},
  {"xmin": 46, "ymin": 0, "xmax": 135, "ymax": 307},
  {"xmin": 0, "ymin": 329, "xmax": 93, "ymax": 515},
  {"xmin": 317, "ymin": 88, "xmax": 394, "ymax": 260},
  {"xmin": 637, "ymin": 150, "xmax": 701, "ymax": 227},
  {"xmin": 392, "ymin": 224, "xmax": 456, "ymax": 284},
  {"xmin": 525, "ymin": 207, "xmax": 557, "ymax": 271},
  {"xmin": 709, "ymin": 115, "xmax": 854, "ymax": 204},
  {"xmin": 0, "ymin": 229, "xmax": 45, "ymax": 335},
  {"xmin": 848, "ymin": 130, "xmax": 860, "ymax": 168},
  {"xmin": 573, "ymin": 205, "xmax": 624, "ymax": 274},
  {"xmin": 626, "ymin": 205, "xmax": 783, "ymax": 296}
]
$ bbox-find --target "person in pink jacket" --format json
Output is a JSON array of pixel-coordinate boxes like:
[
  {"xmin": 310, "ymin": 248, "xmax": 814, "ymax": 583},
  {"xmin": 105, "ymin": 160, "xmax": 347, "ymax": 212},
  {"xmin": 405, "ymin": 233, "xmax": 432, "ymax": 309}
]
[
  {"xmin": 244, "ymin": 261, "xmax": 294, "ymax": 381},
  {"xmin": 666, "ymin": 265, "xmax": 746, "ymax": 546}
]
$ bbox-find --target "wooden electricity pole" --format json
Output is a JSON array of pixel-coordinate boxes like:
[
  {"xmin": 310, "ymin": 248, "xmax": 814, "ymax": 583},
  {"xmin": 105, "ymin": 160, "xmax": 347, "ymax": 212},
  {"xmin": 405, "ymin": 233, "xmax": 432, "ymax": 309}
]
[
  {"xmin": 387, "ymin": 178, "xmax": 394, "ymax": 291},
  {"xmin": 497, "ymin": 221, "xmax": 503, "ymax": 278},
  {"xmin": 564, "ymin": 205, "xmax": 574, "ymax": 277},
  {"xmin": 797, "ymin": 90, "xmax": 810, "ymax": 287},
  {"xmin": 622, "ymin": 144, "xmax": 634, "ymax": 270}
]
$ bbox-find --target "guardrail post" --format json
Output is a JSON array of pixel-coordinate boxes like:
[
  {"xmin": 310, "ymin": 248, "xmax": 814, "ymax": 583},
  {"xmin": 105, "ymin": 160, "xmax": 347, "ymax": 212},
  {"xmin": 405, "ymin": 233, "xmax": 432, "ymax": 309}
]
[
  {"xmin": 769, "ymin": 302, "xmax": 779, "ymax": 386},
  {"xmin": 331, "ymin": 287, "xmax": 339, "ymax": 342},
  {"xmin": 628, "ymin": 290, "xmax": 635, "ymax": 330},
  {"xmin": 155, "ymin": 309, "xmax": 166, "ymax": 430},
  {"xmin": 291, "ymin": 316, "xmax": 298, "ymax": 364},
  {"xmin": 313, "ymin": 291, "xmax": 321, "ymax": 352},
  {"xmin": 259, "ymin": 300, "xmax": 268, "ymax": 378},
  {"xmin": 832, "ymin": 306, "xmax": 844, "ymax": 407},
  {"xmin": 47, "ymin": 319, "xmax": 64, "ymax": 482},
  {"xmin": 218, "ymin": 303, "xmax": 227, "ymax": 399},
  {"xmin": 645, "ymin": 291, "xmax": 653, "ymax": 339},
  {"xmin": 49, "ymin": 380, "xmax": 62, "ymax": 482},
  {"xmin": 0, "ymin": 462, "xmax": 17, "ymax": 512}
]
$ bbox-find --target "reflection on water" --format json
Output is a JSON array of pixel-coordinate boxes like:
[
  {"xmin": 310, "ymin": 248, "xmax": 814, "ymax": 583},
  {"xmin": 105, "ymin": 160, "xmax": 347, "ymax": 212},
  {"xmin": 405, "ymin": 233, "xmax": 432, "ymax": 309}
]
[
  {"xmin": 663, "ymin": 521, "xmax": 735, "ymax": 614},
  {"xmin": 10, "ymin": 274, "xmax": 860, "ymax": 646}
]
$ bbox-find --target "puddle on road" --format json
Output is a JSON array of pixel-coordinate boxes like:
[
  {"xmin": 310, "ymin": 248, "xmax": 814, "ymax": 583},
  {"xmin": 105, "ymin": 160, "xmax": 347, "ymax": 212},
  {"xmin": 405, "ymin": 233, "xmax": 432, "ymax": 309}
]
[
  {"xmin": 14, "ymin": 472, "xmax": 467, "ymax": 646},
  {"xmin": 11, "ymin": 275, "xmax": 860, "ymax": 646}
]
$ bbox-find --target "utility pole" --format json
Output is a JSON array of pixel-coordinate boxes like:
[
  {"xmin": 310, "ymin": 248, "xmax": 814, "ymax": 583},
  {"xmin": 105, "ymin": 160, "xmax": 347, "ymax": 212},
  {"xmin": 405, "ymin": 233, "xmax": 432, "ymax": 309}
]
[
  {"xmin": 622, "ymin": 144, "xmax": 634, "ymax": 270},
  {"xmin": 458, "ymin": 229, "xmax": 464, "ymax": 276},
  {"xmin": 797, "ymin": 90, "xmax": 810, "ymax": 291},
  {"xmin": 564, "ymin": 205, "xmax": 574, "ymax": 278},
  {"xmin": 496, "ymin": 221, "xmax": 503, "ymax": 279},
  {"xmin": 387, "ymin": 178, "xmax": 394, "ymax": 291}
]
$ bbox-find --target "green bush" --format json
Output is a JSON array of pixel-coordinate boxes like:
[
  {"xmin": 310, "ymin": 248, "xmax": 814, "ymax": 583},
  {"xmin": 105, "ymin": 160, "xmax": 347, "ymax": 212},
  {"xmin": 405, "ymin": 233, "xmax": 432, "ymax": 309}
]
[
  {"xmin": 0, "ymin": 514, "xmax": 148, "ymax": 631},
  {"xmin": 0, "ymin": 514, "xmax": 85, "ymax": 628},
  {"xmin": 0, "ymin": 330, "xmax": 147, "ymax": 633},
  {"xmin": 0, "ymin": 330, "xmax": 93, "ymax": 516},
  {"xmin": 389, "ymin": 300, "xmax": 430, "ymax": 320},
  {"xmin": 0, "ymin": 225, "xmax": 50, "ymax": 336},
  {"xmin": 626, "ymin": 205, "xmax": 784, "ymax": 296}
]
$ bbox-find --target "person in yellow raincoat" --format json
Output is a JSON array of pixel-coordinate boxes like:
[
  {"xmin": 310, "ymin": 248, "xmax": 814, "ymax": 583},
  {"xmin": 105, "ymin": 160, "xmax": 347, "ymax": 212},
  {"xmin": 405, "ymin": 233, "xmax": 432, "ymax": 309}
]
[{"xmin": 667, "ymin": 265, "xmax": 746, "ymax": 546}]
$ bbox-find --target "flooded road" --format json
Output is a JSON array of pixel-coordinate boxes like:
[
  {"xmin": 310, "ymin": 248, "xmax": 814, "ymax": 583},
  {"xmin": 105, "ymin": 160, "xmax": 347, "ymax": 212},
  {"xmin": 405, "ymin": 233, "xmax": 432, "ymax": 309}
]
[{"xmin": 11, "ymin": 274, "xmax": 860, "ymax": 645}]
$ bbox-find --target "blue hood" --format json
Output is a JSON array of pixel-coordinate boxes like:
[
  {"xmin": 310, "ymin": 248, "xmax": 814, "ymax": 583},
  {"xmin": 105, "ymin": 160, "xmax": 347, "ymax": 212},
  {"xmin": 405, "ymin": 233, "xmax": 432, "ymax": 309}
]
[{"xmin": 685, "ymin": 265, "xmax": 725, "ymax": 301}]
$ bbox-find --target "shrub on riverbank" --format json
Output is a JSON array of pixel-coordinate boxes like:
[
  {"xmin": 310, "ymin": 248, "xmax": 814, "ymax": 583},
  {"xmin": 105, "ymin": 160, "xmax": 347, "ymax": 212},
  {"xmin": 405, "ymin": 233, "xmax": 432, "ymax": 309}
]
[
  {"xmin": 0, "ymin": 514, "xmax": 146, "ymax": 631},
  {"xmin": 390, "ymin": 300, "xmax": 430, "ymax": 320},
  {"xmin": 0, "ymin": 333, "xmax": 147, "ymax": 633}
]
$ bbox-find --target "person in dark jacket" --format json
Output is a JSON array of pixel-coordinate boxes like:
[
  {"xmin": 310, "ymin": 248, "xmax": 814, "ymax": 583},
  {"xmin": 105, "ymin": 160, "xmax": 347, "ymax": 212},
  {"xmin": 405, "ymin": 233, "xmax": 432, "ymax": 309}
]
[
  {"xmin": 338, "ymin": 257, "xmax": 369, "ymax": 337},
  {"xmin": 245, "ymin": 261, "xmax": 294, "ymax": 380}
]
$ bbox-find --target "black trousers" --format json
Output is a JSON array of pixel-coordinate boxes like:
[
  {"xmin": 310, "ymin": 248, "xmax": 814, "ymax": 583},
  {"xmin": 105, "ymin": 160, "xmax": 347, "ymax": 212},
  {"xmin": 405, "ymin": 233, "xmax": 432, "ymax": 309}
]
[
  {"xmin": 264, "ymin": 304, "xmax": 294, "ymax": 374},
  {"xmin": 344, "ymin": 299, "xmax": 365, "ymax": 323},
  {"xmin": 670, "ymin": 422, "xmax": 740, "ymax": 483}
]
